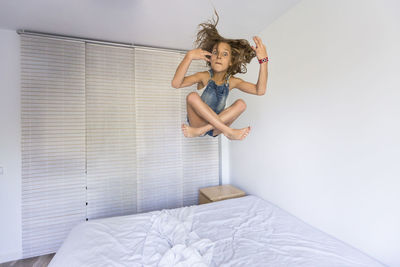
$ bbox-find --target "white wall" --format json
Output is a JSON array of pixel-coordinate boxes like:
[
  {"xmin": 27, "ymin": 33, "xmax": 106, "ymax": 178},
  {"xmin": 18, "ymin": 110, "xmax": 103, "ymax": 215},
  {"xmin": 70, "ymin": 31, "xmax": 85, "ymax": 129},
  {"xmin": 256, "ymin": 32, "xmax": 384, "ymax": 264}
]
[
  {"xmin": 0, "ymin": 29, "xmax": 22, "ymax": 263},
  {"xmin": 229, "ymin": 0, "xmax": 400, "ymax": 266}
]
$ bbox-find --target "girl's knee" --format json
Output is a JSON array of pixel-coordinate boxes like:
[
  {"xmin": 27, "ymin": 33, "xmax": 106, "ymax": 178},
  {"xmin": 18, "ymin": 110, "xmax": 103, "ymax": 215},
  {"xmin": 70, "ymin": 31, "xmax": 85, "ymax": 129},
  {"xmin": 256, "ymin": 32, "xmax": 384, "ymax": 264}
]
[
  {"xmin": 186, "ymin": 92, "xmax": 200, "ymax": 104},
  {"xmin": 235, "ymin": 99, "xmax": 247, "ymax": 112}
]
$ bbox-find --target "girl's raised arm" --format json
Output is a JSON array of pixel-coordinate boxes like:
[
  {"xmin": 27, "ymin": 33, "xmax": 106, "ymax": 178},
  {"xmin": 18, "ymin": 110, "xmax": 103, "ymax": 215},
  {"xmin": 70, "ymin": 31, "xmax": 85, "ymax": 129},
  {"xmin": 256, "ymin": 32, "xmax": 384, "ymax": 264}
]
[
  {"xmin": 232, "ymin": 36, "xmax": 268, "ymax": 96},
  {"xmin": 171, "ymin": 49, "xmax": 212, "ymax": 88}
]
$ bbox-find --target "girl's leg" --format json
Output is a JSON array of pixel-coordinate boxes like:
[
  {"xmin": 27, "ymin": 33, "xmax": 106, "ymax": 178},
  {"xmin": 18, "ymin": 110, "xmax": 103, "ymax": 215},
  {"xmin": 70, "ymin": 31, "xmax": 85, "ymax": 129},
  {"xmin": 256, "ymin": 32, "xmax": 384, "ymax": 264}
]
[
  {"xmin": 182, "ymin": 99, "xmax": 247, "ymax": 137},
  {"xmin": 184, "ymin": 92, "xmax": 250, "ymax": 140},
  {"xmin": 210, "ymin": 101, "xmax": 244, "ymax": 136}
]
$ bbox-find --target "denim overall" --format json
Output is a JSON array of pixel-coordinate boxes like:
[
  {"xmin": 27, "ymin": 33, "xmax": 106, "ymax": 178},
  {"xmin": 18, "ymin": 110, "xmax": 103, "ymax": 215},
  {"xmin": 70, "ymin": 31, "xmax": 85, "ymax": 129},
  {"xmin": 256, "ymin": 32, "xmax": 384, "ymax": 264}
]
[{"xmin": 200, "ymin": 69, "xmax": 230, "ymax": 137}]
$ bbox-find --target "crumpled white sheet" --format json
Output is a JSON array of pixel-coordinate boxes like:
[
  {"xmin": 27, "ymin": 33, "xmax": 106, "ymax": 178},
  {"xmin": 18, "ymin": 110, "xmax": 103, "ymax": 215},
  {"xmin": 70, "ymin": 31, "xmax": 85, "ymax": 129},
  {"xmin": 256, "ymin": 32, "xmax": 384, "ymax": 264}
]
[
  {"xmin": 49, "ymin": 196, "xmax": 386, "ymax": 267},
  {"xmin": 142, "ymin": 207, "xmax": 214, "ymax": 267}
]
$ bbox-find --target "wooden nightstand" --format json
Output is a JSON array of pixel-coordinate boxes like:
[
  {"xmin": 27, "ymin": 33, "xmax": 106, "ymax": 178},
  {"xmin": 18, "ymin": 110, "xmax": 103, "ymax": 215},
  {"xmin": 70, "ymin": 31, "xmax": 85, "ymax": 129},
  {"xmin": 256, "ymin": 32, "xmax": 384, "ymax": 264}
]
[{"xmin": 199, "ymin": 185, "xmax": 246, "ymax": 204}]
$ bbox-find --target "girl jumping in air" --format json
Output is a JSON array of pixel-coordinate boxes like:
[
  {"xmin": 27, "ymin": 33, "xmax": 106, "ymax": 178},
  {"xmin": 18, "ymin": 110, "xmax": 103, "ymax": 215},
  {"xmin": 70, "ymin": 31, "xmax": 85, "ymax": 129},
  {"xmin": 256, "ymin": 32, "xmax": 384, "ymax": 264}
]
[{"xmin": 171, "ymin": 13, "xmax": 269, "ymax": 140}]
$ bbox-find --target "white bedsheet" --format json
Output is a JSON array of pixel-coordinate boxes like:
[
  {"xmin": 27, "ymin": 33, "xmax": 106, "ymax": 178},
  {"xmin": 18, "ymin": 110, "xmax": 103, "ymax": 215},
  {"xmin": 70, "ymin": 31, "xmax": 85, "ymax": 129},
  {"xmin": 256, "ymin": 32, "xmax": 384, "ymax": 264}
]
[{"xmin": 49, "ymin": 195, "xmax": 385, "ymax": 267}]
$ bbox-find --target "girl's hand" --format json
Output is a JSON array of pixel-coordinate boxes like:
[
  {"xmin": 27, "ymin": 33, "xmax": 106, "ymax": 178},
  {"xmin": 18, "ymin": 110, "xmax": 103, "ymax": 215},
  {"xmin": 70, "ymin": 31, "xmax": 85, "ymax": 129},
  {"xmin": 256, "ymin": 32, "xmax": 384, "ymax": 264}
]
[
  {"xmin": 251, "ymin": 36, "xmax": 268, "ymax": 60},
  {"xmin": 188, "ymin": 48, "xmax": 212, "ymax": 62}
]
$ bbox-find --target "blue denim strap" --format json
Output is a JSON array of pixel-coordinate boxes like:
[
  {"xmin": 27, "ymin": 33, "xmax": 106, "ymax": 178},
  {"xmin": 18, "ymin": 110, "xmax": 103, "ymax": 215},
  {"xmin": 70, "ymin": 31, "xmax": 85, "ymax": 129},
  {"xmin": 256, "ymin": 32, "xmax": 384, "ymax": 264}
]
[
  {"xmin": 208, "ymin": 69, "xmax": 213, "ymax": 78},
  {"xmin": 225, "ymin": 74, "xmax": 231, "ymax": 87}
]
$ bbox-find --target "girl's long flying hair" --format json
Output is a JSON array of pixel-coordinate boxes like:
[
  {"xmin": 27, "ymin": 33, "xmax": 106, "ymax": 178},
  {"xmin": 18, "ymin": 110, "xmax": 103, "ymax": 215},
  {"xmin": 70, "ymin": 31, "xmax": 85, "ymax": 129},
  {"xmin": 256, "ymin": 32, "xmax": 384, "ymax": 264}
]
[{"xmin": 195, "ymin": 10, "xmax": 256, "ymax": 76}]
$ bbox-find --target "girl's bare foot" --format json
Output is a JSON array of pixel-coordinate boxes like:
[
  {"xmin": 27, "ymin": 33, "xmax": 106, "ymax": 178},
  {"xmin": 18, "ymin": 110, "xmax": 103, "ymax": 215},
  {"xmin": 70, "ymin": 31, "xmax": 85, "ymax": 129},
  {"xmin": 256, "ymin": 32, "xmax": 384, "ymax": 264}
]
[
  {"xmin": 181, "ymin": 124, "xmax": 205, "ymax": 138},
  {"xmin": 224, "ymin": 127, "xmax": 251, "ymax": 140}
]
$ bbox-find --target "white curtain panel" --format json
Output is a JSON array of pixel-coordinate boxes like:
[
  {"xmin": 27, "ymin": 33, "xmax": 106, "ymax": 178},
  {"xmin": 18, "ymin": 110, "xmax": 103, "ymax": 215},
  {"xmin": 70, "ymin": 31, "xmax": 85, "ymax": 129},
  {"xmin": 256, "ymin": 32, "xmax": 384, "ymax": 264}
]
[
  {"xmin": 134, "ymin": 48, "xmax": 185, "ymax": 212},
  {"xmin": 85, "ymin": 43, "xmax": 136, "ymax": 220},
  {"xmin": 21, "ymin": 35, "xmax": 87, "ymax": 258},
  {"xmin": 21, "ymin": 35, "xmax": 219, "ymax": 258}
]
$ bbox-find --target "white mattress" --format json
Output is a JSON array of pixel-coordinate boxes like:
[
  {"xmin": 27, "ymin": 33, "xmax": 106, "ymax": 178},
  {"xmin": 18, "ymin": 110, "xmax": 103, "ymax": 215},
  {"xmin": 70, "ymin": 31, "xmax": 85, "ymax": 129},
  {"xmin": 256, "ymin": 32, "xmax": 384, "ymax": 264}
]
[{"xmin": 49, "ymin": 195, "xmax": 385, "ymax": 267}]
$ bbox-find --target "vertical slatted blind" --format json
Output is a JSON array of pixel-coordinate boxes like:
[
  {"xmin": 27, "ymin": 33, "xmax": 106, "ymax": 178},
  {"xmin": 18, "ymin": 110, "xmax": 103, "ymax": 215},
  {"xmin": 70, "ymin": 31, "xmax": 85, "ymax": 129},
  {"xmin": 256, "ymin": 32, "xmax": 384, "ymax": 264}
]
[
  {"xmin": 21, "ymin": 35, "xmax": 87, "ymax": 258},
  {"xmin": 85, "ymin": 44, "xmax": 136, "ymax": 219},
  {"xmin": 135, "ymin": 48, "xmax": 184, "ymax": 212},
  {"xmin": 21, "ymin": 34, "xmax": 220, "ymax": 258}
]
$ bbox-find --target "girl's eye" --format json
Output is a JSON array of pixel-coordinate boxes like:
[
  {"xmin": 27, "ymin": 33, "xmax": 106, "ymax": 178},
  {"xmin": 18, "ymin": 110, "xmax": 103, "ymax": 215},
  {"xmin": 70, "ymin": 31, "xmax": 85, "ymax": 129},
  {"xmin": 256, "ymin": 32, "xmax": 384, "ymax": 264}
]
[
  {"xmin": 223, "ymin": 52, "xmax": 228, "ymax": 56},
  {"xmin": 212, "ymin": 51, "xmax": 217, "ymax": 55}
]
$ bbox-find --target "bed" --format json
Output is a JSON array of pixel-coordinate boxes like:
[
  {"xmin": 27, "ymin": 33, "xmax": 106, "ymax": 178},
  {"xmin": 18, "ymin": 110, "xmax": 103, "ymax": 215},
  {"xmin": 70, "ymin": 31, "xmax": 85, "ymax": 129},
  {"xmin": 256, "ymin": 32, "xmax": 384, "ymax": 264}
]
[{"xmin": 49, "ymin": 195, "xmax": 385, "ymax": 267}]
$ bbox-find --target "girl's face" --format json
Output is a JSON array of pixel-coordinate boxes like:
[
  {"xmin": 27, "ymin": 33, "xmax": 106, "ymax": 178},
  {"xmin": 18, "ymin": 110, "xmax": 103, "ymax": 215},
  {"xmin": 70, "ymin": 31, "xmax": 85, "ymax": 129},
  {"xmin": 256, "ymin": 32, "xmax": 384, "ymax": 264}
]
[{"xmin": 210, "ymin": 42, "xmax": 232, "ymax": 73}]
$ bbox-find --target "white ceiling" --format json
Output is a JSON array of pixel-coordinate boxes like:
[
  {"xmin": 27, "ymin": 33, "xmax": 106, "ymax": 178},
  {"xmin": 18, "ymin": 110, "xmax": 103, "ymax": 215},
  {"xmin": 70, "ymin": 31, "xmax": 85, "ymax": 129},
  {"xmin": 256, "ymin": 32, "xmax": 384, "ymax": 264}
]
[{"xmin": 0, "ymin": 0, "xmax": 300, "ymax": 50}]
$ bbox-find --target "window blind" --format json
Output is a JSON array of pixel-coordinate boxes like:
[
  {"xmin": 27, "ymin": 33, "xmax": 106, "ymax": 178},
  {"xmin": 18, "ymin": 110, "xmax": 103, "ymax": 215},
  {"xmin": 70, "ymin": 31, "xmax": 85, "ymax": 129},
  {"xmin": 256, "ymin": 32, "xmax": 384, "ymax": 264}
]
[
  {"xmin": 21, "ymin": 34, "xmax": 220, "ymax": 258},
  {"xmin": 134, "ymin": 48, "xmax": 185, "ymax": 212},
  {"xmin": 21, "ymin": 35, "xmax": 86, "ymax": 258},
  {"xmin": 85, "ymin": 43, "xmax": 136, "ymax": 220}
]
